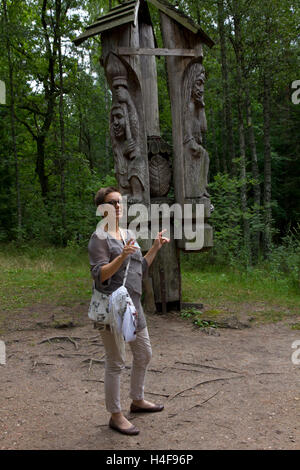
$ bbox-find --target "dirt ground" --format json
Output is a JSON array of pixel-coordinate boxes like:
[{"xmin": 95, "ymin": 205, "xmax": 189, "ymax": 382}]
[{"xmin": 0, "ymin": 304, "xmax": 300, "ymax": 450}]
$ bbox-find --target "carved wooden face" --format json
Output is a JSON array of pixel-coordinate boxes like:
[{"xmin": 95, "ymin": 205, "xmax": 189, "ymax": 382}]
[
  {"xmin": 112, "ymin": 106, "xmax": 126, "ymax": 139},
  {"xmin": 192, "ymin": 78, "xmax": 205, "ymax": 107}
]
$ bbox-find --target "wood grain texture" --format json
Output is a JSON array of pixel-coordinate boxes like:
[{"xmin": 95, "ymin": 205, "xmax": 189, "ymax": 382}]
[
  {"xmin": 117, "ymin": 47, "xmax": 196, "ymax": 56},
  {"xmin": 149, "ymin": 155, "xmax": 171, "ymax": 197},
  {"xmin": 139, "ymin": 22, "xmax": 160, "ymax": 136}
]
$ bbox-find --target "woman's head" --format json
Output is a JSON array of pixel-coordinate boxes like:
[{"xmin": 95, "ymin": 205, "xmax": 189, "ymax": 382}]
[{"xmin": 94, "ymin": 186, "xmax": 123, "ymax": 221}]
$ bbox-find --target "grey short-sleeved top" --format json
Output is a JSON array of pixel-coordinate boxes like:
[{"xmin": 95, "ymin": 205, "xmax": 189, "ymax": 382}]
[{"xmin": 88, "ymin": 228, "xmax": 148, "ymax": 331}]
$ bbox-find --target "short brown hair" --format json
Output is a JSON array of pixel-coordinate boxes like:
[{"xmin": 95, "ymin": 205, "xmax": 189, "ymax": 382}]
[{"xmin": 94, "ymin": 186, "xmax": 119, "ymax": 207}]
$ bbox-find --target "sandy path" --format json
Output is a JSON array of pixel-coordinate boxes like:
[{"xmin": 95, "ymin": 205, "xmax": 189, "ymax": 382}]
[{"xmin": 0, "ymin": 310, "xmax": 299, "ymax": 450}]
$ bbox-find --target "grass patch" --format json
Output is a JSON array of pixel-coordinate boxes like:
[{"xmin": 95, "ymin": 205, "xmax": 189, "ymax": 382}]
[
  {"xmin": 181, "ymin": 257, "xmax": 300, "ymax": 324},
  {"xmin": 0, "ymin": 243, "xmax": 299, "ymax": 328},
  {"xmin": 0, "ymin": 242, "xmax": 91, "ymax": 312}
]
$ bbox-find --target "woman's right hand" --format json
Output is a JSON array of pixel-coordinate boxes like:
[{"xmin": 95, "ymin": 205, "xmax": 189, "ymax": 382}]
[{"xmin": 120, "ymin": 238, "xmax": 138, "ymax": 260}]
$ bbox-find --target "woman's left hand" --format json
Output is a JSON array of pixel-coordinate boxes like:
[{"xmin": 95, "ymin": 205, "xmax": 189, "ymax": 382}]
[{"xmin": 153, "ymin": 230, "xmax": 170, "ymax": 250}]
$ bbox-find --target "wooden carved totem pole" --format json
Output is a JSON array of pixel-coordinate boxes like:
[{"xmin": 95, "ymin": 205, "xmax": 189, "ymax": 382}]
[{"xmin": 74, "ymin": 0, "xmax": 215, "ymax": 313}]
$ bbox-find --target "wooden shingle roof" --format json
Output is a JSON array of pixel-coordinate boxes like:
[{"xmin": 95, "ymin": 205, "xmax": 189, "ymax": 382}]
[
  {"xmin": 73, "ymin": 0, "xmax": 214, "ymax": 48},
  {"xmin": 74, "ymin": 1, "xmax": 139, "ymax": 46},
  {"xmin": 147, "ymin": 0, "xmax": 214, "ymax": 47}
]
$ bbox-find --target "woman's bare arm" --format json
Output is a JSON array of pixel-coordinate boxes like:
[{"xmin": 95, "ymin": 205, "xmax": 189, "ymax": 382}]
[{"xmin": 144, "ymin": 230, "xmax": 170, "ymax": 267}]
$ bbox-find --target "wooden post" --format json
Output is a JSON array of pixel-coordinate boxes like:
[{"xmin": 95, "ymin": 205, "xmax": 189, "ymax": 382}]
[{"xmin": 139, "ymin": 23, "xmax": 160, "ymax": 137}]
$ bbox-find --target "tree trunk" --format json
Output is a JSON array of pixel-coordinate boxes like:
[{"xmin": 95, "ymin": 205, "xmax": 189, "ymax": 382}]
[
  {"xmin": 245, "ymin": 86, "xmax": 261, "ymax": 261},
  {"xmin": 34, "ymin": 0, "xmax": 59, "ymax": 202},
  {"xmin": 217, "ymin": 0, "xmax": 236, "ymax": 175},
  {"xmin": 237, "ymin": 98, "xmax": 250, "ymax": 252},
  {"xmin": 78, "ymin": 108, "xmax": 83, "ymax": 153},
  {"xmin": 36, "ymin": 136, "xmax": 49, "ymax": 200},
  {"xmin": 232, "ymin": 12, "xmax": 251, "ymax": 256},
  {"xmin": 263, "ymin": 72, "xmax": 272, "ymax": 256},
  {"xmin": 2, "ymin": 0, "xmax": 22, "ymax": 239},
  {"xmin": 220, "ymin": 108, "xmax": 228, "ymax": 173},
  {"xmin": 56, "ymin": 0, "xmax": 67, "ymax": 245},
  {"xmin": 210, "ymin": 109, "xmax": 220, "ymax": 173}
]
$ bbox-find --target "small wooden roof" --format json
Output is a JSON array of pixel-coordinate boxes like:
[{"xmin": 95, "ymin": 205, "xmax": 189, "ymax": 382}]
[
  {"xmin": 74, "ymin": 1, "xmax": 138, "ymax": 46},
  {"xmin": 73, "ymin": 0, "xmax": 214, "ymax": 48},
  {"xmin": 149, "ymin": 0, "xmax": 214, "ymax": 47}
]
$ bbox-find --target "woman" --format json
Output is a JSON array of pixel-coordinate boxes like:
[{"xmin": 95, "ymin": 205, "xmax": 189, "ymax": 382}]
[{"xmin": 88, "ymin": 186, "xmax": 170, "ymax": 436}]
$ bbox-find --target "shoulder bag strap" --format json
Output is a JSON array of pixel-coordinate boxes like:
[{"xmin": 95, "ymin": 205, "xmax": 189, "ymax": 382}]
[{"xmin": 120, "ymin": 228, "xmax": 131, "ymax": 287}]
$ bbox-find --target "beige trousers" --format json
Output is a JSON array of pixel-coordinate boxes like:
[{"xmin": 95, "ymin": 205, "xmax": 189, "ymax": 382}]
[{"xmin": 100, "ymin": 327, "xmax": 152, "ymax": 413}]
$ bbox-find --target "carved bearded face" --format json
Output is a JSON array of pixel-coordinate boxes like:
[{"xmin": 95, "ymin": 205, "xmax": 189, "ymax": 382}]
[
  {"xmin": 112, "ymin": 106, "xmax": 125, "ymax": 139},
  {"xmin": 192, "ymin": 77, "xmax": 205, "ymax": 107}
]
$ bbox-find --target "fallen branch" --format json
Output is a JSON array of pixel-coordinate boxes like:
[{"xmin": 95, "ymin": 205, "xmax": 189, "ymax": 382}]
[
  {"xmin": 168, "ymin": 390, "xmax": 221, "ymax": 418},
  {"xmin": 145, "ymin": 391, "xmax": 170, "ymax": 398},
  {"xmin": 167, "ymin": 375, "xmax": 245, "ymax": 402},
  {"xmin": 81, "ymin": 356, "xmax": 105, "ymax": 364},
  {"xmin": 255, "ymin": 372, "xmax": 285, "ymax": 376},
  {"xmin": 31, "ymin": 360, "xmax": 55, "ymax": 370},
  {"xmin": 168, "ymin": 366, "xmax": 223, "ymax": 374},
  {"xmin": 213, "ymin": 421, "xmax": 237, "ymax": 436},
  {"xmin": 175, "ymin": 361, "xmax": 241, "ymax": 375},
  {"xmin": 44, "ymin": 353, "xmax": 88, "ymax": 357},
  {"xmin": 147, "ymin": 368, "xmax": 164, "ymax": 374},
  {"xmin": 87, "ymin": 335, "xmax": 101, "ymax": 341},
  {"xmin": 38, "ymin": 336, "xmax": 80, "ymax": 350},
  {"xmin": 82, "ymin": 379, "xmax": 104, "ymax": 383},
  {"xmin": 81, "ymin": 355, "xmax": 106, "ymax": 372},
  {"xmin": 187, "ymin": 390, "xmax": 221, "ymax": 410}
]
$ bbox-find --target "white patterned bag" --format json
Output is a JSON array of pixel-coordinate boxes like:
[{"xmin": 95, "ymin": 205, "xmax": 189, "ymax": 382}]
[
  {"xmin": 109, "ymin": 286, "xmax": 137, "ymax": 342},
  {"xmin": 88, "ymin": 287, "xmax": 111, "ymax": 323}
]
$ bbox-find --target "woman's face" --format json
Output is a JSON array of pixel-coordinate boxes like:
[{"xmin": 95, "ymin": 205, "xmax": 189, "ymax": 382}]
[{"xmin": 103, "ymin": 191, "xmax": 123, "ymax": 221}]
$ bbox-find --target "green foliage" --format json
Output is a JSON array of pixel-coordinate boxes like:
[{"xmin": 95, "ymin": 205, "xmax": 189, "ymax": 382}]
[
  {"xmin": 267, "ymin": 224, "xmax": 300, "ymax": 288},
  {"xmin": 193, "ymin": 318, "xmax": 218, "ymax": 329},
  {"xmin": 209, "ymin": 173, "xmax": 244, "ymax": 262},
  {"xmin": 180, "ymin": 307, "xmax": 218, "ymax": 329},
  {"xmin": 207, "ymin": 173, "xmax": 267, "ymax": 266},
  {"xmin": 180, "ymin": 307, "xmax": 203, "ymax": 318}
]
